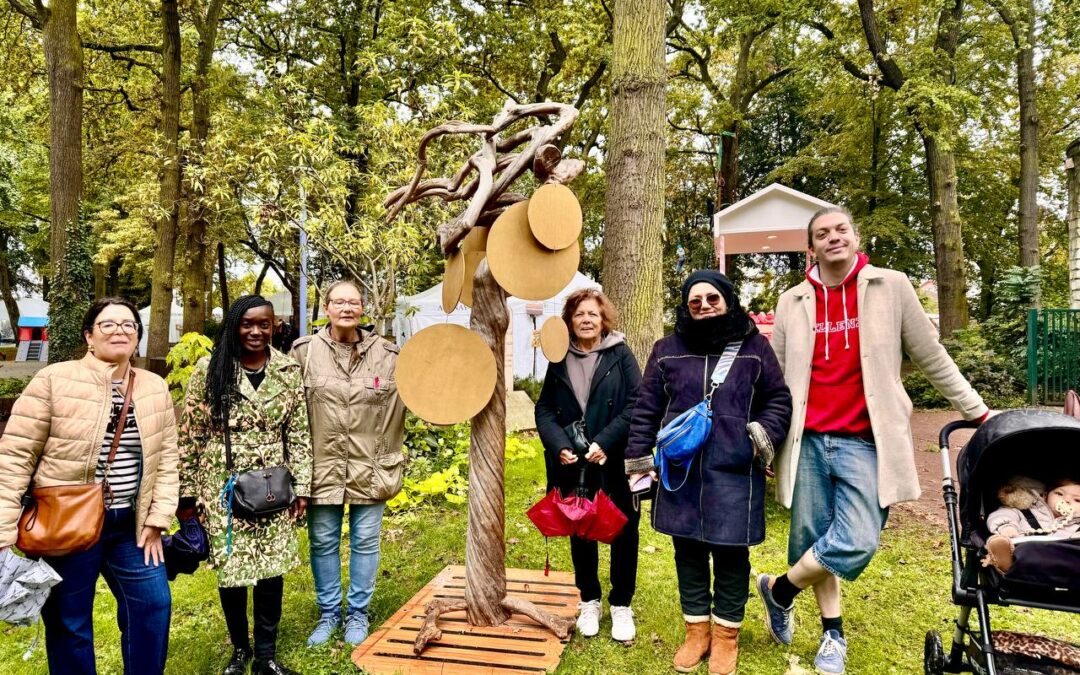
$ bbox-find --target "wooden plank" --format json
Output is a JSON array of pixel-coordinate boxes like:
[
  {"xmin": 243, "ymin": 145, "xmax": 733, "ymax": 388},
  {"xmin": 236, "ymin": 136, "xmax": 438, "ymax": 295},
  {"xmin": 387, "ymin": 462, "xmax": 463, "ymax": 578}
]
[{"xmin": 353, "ymin": 566, "xmax": 579, "ymax": 675}]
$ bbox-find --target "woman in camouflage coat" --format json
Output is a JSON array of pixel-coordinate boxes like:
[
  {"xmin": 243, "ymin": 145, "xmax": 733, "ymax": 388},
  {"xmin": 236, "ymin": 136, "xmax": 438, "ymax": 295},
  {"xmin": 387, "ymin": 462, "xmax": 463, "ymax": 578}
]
[{"xmin": 178, "ymin": 295, "xmax": 312, "ymax": 675}]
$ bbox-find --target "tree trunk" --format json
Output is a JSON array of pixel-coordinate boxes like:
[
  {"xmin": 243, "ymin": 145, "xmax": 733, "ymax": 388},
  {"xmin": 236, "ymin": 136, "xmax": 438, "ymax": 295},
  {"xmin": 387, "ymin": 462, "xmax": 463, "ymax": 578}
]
[
  {"xmin": 1067, "ymin": 139, "xmax": 1080, "ymax": 309},
  {"xmin": 92, "ymin": 262, "xmax": 106, "ymax": 298},
  {"xmin": 922, "ymin": 133, "xmax": 969, "ymax": 337},
  {"xmin": 217, "ymin": 240, "xmax": 230, "ymax": 310},
  {"xmin": 0, "ymin": 231, "xmax": 21, "ymax": 334},
  {"xmin": 43, "ymin": 0, "xmax": 91, "ymax": 363},
  {"xmin": 147, "ymin": 0, "xmax": 182, "ymax": 360},
  {"xmin": 1015, "ymin": 0, "xmax": 1039, "ymax": 269},
  {"xmin": 465, "ymin": 262, "xmax": 510, "ymax": 627},
  {"xmin": 253, "ymin": 262, "xmax": 269, "ymax": 295},
  {"xmin": 181, "ymin": 0, "xmax": 225, "ymax": 333},
  {"xmin": 601, "ymin": 0, "xmax": 666, "ymax": 365},
  {"xmin": 719, "ymin": 125, "xmax": 738, "ymax": 208}
]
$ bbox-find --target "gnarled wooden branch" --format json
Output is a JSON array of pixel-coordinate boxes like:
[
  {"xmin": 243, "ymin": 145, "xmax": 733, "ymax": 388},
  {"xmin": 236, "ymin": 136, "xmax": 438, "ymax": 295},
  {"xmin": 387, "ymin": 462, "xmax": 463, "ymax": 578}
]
[
  {"xmin": 501, "ymin": 597, "xmax": 575, "ymax": 639},
  {"xmin": 412, "ymin": 599, "xmax": 467, "ymax": 654}
]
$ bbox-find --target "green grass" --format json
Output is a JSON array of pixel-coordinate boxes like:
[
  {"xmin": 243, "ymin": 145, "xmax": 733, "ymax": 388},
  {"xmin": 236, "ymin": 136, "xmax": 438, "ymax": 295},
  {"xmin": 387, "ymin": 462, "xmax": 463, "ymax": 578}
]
[{"xmin": 2, "ymin": 438, "xmax": 1078, "ymax": 673}]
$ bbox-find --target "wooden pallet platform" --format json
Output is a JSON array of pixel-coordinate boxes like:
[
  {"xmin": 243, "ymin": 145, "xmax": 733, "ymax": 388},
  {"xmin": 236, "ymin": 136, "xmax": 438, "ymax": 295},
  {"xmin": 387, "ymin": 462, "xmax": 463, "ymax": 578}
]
[{"xmin": 353, "ymin": 565, "xmax": 580, "ymax": 674}]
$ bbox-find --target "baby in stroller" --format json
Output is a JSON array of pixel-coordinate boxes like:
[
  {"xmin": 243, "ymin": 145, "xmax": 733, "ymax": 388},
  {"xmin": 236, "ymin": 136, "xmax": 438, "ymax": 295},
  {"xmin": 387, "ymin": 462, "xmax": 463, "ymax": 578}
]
[{"xmin": 983, "ymin": 476, "xmax": 1080, "ymax": 573}]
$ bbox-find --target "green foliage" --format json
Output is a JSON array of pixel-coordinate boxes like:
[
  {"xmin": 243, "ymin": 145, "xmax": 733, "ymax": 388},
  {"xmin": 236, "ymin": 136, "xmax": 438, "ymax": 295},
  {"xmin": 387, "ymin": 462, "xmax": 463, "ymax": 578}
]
[
  {"xmin": 513, "ymin": 376, "xmax": 543, "ymax": 404},
  {"xmin": 0, "ymin": 376, "xmax": 30, "ymax": 398},
  {"xmin": 387, "ymin": 414, "xmax": 536, "ymax": 512},
  {"xmin": 903, "ymin": 322, "xmax": 1027, "ymax": 409},
  {"xmin": 164, "ymin": 332, "xmax": 214, "ymax": 404}
]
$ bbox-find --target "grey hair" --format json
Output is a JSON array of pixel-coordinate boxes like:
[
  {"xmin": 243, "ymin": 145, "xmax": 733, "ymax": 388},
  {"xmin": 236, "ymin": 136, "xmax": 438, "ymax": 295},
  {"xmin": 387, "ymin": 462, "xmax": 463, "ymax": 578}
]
[
  {"xmin": 806, "ymin": 206, "xmax": 857, "ymax": 247},
  {"xmin": 322, "ymin": 279, "xmax": 362, "ymax": 303}
]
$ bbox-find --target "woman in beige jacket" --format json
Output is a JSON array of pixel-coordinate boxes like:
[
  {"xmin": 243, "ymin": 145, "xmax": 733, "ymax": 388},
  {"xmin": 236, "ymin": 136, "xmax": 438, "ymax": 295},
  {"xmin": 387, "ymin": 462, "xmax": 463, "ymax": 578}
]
[
  {"xmin": 0, "ymin": 297, "xmax": 179, "ymax": 675},
  {"xmin": 291, "ymin": 280, "xmax": 406, "ymax": 647}
]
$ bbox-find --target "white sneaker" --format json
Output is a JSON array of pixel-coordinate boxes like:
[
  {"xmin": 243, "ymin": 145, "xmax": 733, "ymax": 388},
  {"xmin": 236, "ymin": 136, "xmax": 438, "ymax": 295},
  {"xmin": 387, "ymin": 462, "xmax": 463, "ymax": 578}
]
[
  {"xmin": 576, "ymin": 599, "xmax": 601, "ymax": 637},
  {"xmin": 610, "ymin": 605, "xmax": 636, "ymax": 642}
]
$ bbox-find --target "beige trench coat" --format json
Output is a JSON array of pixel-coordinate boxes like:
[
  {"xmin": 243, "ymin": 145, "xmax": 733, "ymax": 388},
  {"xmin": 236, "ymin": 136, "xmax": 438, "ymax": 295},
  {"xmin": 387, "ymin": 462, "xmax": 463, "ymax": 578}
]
[
  {"xmin": 291, "ymin": 329, "xmax": 406, "ymax": 505},
  {"xmin": 772, "ymin": 264, "xmax": 988, "ymax": 509}
]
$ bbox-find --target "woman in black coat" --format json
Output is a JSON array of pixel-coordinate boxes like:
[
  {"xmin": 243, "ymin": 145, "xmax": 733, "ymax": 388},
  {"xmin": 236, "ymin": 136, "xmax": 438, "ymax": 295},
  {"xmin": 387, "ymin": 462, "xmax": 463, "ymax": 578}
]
[
  {"xmin": 535, "ymin": 288, "xmax": 642, "ymax": 643},
  {"xmin": 625, "ymin": 270, "xmax": 792, "ymax": 675}
]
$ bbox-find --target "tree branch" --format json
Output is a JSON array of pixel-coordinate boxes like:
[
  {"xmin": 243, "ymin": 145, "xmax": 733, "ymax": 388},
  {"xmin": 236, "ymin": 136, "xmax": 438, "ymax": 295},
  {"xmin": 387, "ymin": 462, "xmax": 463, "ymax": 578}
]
[
  {"xmin": 856, "ymin": 0, "xmax": 906, "ymax": 91},
  {"xmin": 6, "ymin": 0, "xmax": 41, "ymax": 29},
  {"xmin": 84, "ymin": 41, "xmax": 161, "ymax": 54}
]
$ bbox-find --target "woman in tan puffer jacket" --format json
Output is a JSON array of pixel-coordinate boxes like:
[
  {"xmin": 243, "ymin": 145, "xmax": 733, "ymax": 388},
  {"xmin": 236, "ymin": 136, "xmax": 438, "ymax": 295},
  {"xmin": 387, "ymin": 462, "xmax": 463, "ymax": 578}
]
[{"xmin": 0, "ymin": 297, "xmax": 179, "ymax": 675}]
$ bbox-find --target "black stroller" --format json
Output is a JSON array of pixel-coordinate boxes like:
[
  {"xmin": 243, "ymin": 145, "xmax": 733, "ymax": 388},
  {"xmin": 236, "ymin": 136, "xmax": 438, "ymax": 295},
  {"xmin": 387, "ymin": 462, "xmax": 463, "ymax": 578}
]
[{"xmin": 926, "ymin": 410, "xmax": 1080, "ymax": 675}]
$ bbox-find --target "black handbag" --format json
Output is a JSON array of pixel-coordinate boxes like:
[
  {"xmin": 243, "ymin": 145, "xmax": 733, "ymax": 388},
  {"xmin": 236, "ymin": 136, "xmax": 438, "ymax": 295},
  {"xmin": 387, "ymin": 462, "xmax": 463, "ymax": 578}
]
[
  {"xmin": 562, "ymin": 419, "xmax": 589, "ymax": 455},
  {"xmin": 222, "ymin": 398, "xmax": 295, "ymax": 522}
]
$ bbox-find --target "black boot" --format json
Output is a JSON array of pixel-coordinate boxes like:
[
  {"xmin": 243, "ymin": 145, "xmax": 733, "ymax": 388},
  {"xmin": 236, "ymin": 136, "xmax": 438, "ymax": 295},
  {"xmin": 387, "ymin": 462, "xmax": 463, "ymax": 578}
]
[
  {"xmin": 222, "ymin": 647, "xmax": 253, "ymax": 675},
  {"xmin": 252, "ymin": 658, "xmax": 300, "ymax": 675}
]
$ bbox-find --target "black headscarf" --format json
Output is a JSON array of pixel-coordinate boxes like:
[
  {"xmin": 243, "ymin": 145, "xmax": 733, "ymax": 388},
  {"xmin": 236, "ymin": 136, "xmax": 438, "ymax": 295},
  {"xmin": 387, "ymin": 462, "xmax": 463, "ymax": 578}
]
[{"xmin": 675, "ymin": 270, "xmax": 758, "ymax": 354}]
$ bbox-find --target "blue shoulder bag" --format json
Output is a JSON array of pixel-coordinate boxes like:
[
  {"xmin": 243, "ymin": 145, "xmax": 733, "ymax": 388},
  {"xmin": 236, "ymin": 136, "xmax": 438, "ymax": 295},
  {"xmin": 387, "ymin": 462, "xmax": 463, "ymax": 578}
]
[{"xmin": 655, "ymin": 341, "xmax": 742, "ymax": 491}]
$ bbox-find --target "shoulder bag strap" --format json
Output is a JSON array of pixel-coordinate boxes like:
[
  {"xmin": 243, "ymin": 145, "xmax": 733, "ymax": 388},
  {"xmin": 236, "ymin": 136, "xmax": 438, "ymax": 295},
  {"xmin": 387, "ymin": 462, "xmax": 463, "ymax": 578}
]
[
  {"xmin": 223, "ymin": 393, "xmax": 234, "ymax": 472},
  {"xmin": 705, "ymin": 341, "xmax": 743, "ymax": 401}
]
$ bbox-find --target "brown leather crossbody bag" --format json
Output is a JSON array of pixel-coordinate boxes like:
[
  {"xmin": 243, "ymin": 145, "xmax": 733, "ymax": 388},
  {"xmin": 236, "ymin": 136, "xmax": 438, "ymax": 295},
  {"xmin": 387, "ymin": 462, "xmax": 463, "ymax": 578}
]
[{"xmin": 16, "ymin": 371, "xmax": 135, "ymax": 558}]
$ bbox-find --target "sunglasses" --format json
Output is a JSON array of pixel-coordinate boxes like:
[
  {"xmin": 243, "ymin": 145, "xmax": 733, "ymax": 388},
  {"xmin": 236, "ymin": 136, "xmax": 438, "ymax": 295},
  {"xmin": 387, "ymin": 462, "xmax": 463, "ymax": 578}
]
[{"xmin": 688, "ymin": 293, "xmax": 723, "ymax": 310}]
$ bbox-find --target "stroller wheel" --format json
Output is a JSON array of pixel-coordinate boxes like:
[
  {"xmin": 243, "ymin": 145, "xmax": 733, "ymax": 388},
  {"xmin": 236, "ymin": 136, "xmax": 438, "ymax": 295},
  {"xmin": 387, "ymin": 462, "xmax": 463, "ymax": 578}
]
[{"xmin": 924, "ymin": 630, "xmax": 945, "ymax": 675}]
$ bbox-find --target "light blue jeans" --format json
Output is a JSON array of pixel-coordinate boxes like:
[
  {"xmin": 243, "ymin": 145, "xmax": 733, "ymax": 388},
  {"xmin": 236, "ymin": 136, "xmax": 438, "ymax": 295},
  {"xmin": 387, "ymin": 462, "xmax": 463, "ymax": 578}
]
[
  {"xmin": 308, "ymin": 503, "xmax": 386, "ymax": 617},
  {"xmin": 788, "ymin": 432, "xmax": 889, "ymax": 581}
]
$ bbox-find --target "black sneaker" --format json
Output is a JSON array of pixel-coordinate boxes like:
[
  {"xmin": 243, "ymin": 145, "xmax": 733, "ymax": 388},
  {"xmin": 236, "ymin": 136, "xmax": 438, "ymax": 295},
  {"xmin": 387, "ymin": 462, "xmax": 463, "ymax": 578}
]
[
  {"xmin": 222, "ymin": 647, "xmax": 253, "ymax": 675},
  {"xmin": 252, "ymin": 658, "xmax": 300, "ymax": 675}
]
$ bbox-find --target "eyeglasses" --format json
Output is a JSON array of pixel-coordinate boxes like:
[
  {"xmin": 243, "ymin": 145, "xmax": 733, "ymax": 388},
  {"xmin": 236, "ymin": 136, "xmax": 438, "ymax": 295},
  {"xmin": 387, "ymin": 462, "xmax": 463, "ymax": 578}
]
[
  {"xmin": 687, "ymin": 293, "xmax": 723, "ymax": 310},
  {"xmin": 96, "ymin": 320, "xmax": 139, "ymax": 335},
  {"xmin": 328, "ymin": 299, "xmax": 362, "ymax": 309}
]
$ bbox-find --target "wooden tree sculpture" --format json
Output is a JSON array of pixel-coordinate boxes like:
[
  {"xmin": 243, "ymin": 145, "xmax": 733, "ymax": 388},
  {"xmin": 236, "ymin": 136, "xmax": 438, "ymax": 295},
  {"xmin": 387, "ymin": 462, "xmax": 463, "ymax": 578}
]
[{"xmin": 384, "ymin": 101, "xmax": 584, "ymax": 653}]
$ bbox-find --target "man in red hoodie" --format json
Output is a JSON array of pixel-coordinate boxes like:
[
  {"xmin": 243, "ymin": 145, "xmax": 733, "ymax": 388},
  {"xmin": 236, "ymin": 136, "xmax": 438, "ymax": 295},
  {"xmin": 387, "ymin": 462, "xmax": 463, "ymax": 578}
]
[{"xmin": 755, "ymin": 207, "xmax": 990, "ymax": 674}]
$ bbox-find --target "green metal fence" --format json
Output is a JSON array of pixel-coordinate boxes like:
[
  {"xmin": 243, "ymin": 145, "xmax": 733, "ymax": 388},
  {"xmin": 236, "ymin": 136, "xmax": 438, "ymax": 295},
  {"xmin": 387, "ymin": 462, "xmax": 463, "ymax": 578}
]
[{"xmin": 1028, "ymin": 308, "xmax": 1080, "ymax": 404}]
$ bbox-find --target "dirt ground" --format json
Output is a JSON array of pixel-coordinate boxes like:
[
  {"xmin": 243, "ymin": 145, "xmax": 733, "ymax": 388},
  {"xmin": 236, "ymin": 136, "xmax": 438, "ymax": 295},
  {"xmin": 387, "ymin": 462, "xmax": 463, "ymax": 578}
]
[{"xmin": 891, "ymin": 409, "xmax": 979, "ymax": 529}]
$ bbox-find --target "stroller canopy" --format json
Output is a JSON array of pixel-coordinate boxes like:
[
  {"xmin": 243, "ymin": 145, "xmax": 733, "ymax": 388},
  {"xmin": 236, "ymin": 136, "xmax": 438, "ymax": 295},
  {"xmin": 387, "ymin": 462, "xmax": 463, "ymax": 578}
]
[{"xmin": 957, "ymin": 409, "xmax": 1080, "ymax": 544}]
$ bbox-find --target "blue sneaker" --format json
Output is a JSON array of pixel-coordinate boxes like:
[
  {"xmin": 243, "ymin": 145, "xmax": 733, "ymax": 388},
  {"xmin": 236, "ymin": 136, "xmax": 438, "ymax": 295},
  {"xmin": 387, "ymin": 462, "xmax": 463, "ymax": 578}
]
[
  {"xmin": 814, "ymin": 630, "xmax": 848, "ymax": 674},
  {"xmin": 755, "ymin": 574, "xmax": 794, "ymax": 645},
  {"xmin": 344, "ymin": 611, "xmax": 371, "ymax": 645},
  {"xmin": 306, "ymin": 612, "xmax": 342, "ymax": 647}
]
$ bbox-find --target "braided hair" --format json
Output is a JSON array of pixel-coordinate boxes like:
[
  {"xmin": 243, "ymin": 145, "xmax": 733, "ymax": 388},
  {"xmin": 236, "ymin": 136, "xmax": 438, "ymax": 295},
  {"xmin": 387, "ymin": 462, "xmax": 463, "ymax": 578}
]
[{"xmin": 206, "ymin": 294, "xmax": 274, "ymax": 427}]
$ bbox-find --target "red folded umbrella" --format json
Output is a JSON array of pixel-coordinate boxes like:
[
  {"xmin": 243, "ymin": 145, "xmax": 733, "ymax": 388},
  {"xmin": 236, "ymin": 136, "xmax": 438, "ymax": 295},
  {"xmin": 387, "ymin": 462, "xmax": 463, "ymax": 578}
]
[
  {"xmin": 574, "ymin": 489, "xmax": 628, "ymax": 544},
  {"xmin": 526, "ymin": 465, "xmax": 630, "ymax": 574},
  {"xmin": 526, "ymin": 489, "xmax": 576, "ymax": 538}
]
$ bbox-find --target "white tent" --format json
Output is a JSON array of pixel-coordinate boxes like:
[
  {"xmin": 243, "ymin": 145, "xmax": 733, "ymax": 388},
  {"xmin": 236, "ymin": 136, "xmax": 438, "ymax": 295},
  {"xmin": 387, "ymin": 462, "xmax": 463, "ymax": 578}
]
[
  {"xmin": 394, "ymin": 272, "xmax": 601, "ymax": 380},
  {"xmin": 138, "ymin": 296, "xmax": 185, "ymax": 356}
]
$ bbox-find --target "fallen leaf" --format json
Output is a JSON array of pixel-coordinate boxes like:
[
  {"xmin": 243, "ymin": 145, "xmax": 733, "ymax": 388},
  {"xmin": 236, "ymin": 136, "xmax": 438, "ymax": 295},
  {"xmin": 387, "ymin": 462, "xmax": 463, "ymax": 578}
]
[
  {"xmin": 644, "ymin": 545, "xmax": 657, "ymax": 554},
  {"xmin": 784, "ymin": 654, "xmax": 813, "ymax": 674}
]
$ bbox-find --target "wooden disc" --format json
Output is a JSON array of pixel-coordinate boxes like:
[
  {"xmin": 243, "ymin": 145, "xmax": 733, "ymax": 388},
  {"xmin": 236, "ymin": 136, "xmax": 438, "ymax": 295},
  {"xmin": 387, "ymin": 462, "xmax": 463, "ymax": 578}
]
[
  {"xmin": 442, "ymin": 252, "xmax": 465, "ymax": 313},
  {"xmin": 459, "ymin": 251, "xmax": 487, "ymax": 308},
  {"xmin": 460, "ymin": 226, "xmax": 489, "ymax": 254},
  {"xmin": 528, "ymin": 183, "xmax": 583, "ymax": 250},
  {"xmin": 539, "ymin": 317, "xmax": 570, "ymax": 363},
  {"xmin": 396, "ymin": 324, "xmax": 497, "ymax": 426},
  {"xmin": 487, "ymin": 201, "xmax": 580, "ymax": 301}
]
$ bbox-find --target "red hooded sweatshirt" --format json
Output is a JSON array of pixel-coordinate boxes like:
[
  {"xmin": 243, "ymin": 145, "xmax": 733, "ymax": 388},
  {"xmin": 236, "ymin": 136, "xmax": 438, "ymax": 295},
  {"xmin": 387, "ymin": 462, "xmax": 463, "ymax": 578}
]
[{"xmin": 805, "ymin": 252, "xmax": 872, "ymax": 437}]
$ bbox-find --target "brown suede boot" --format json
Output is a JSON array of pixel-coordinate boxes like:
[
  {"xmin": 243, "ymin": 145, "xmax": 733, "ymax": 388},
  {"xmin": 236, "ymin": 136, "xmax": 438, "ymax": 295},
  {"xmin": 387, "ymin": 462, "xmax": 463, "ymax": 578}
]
[
  {"xmin": 673, "ymin": 621, "xmax": 711, "ymax": 672},
  {"xmin": 709, "ymin": 624, "xmax": 739, "ymax": 675}
]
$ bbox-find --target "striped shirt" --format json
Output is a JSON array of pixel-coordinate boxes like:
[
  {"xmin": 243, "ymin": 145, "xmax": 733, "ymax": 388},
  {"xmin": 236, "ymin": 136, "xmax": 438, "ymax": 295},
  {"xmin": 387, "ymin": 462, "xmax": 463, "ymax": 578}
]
[{"xmin": 95, "ymin": 380, "xmax": 142, "ymax": 509}]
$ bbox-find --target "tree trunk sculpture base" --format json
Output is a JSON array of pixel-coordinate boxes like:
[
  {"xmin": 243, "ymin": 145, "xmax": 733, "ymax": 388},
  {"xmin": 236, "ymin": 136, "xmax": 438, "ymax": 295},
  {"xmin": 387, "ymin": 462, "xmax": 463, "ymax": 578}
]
[
  {"xmin": 352, "ymin": 565, "xmax": 580, "ymax": 674},
  {"xmin": 413, "ymin": 596, "xmax": 575, "ymax": 654}
]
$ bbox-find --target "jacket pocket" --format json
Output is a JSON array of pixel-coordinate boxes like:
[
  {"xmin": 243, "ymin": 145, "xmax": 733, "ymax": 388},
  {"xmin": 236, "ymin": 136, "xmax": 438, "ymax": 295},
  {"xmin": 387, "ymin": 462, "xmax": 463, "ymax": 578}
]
[{"xmin": 369, "ymin": 448, "xmax": 405, "ymax": 501}]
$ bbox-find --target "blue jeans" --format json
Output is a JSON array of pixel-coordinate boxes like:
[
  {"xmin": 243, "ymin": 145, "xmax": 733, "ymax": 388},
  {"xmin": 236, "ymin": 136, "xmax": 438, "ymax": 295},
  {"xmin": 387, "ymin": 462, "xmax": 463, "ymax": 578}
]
[
  {"xmin": 308, "ymin": 502, "xmax": 385, "ymax": 616},
  {"xmin": 788, "ymin": 432, "xmax": 889, "ymax": 581},
  {"xmin": 42, "ymin": 508, "xmax": 171, "ymax": 675}
]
